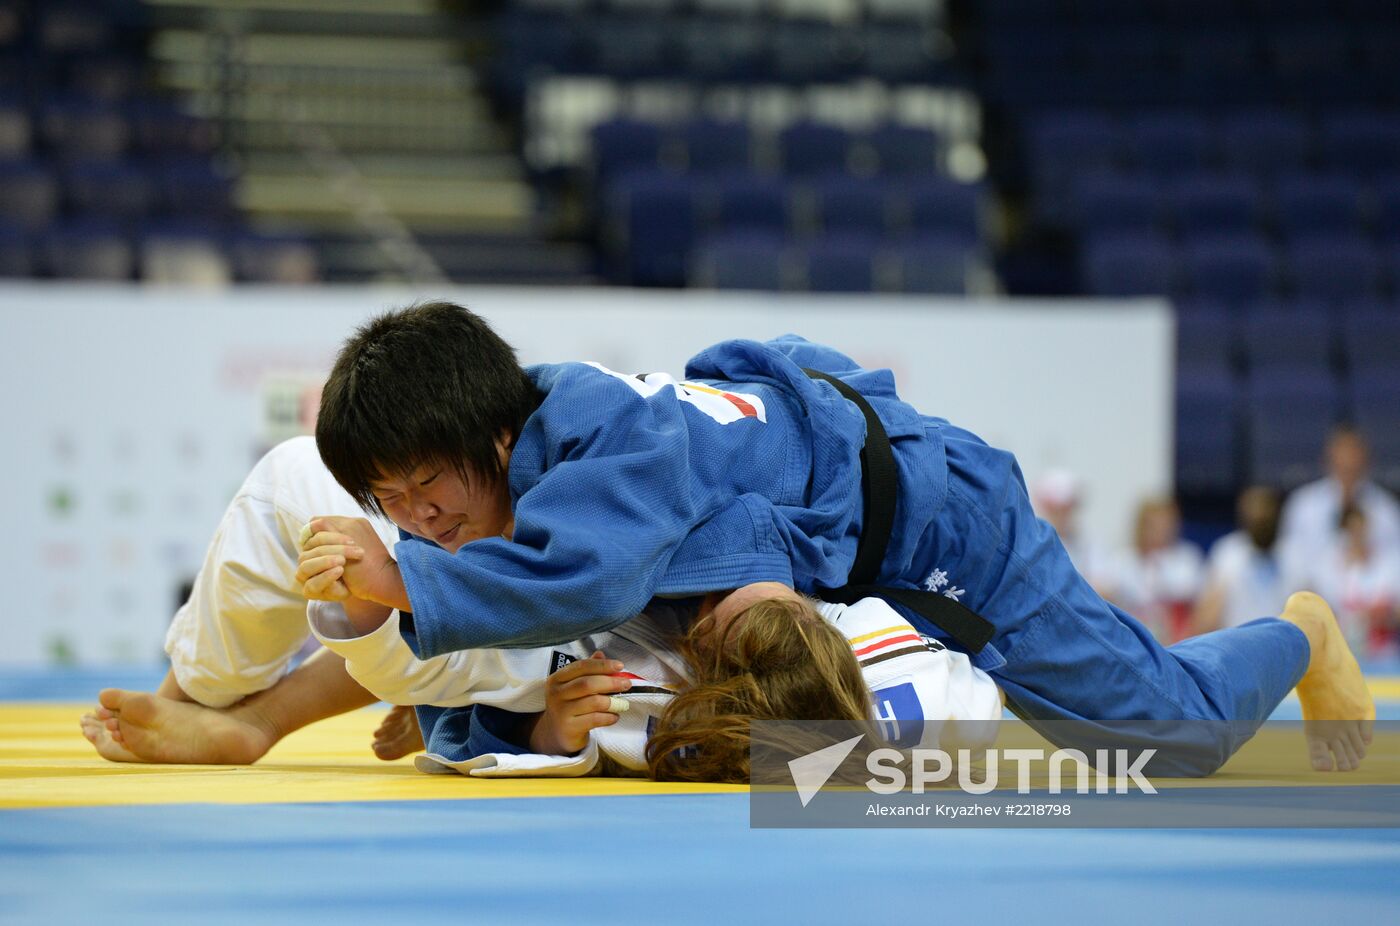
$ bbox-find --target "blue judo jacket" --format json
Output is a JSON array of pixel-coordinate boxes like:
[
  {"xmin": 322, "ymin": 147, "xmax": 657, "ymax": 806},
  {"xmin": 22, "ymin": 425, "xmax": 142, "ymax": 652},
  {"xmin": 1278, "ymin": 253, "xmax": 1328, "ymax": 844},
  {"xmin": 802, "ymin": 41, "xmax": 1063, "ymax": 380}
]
[{"xmin": 394, "ymin": 335, "xmax": 950, "ymax": 659}]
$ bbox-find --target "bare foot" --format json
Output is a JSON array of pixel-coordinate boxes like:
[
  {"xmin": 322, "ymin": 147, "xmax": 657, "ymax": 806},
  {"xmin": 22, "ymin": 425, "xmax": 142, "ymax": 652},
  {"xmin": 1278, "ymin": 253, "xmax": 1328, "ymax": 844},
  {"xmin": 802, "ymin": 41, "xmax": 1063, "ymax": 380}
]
[
  {"xmin": 91, "ymin": 689, "xmax": 277, "ymax": 765},
  {"xmin": 1280, "ymin": 592, "xmax": 1376, "ymax": 772},
  {"xmin": 371, "ymin": 704, "xmax": 425, "ymax": 760},
  {"xmin": 80, "ymin": 710, "xmax": 140, "ymax": 762}
]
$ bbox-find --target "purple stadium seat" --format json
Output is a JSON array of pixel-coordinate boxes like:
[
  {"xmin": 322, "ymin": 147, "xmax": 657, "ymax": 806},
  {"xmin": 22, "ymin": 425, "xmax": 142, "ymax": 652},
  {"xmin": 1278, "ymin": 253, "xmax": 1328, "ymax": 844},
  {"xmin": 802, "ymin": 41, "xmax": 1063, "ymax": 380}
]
[
  {"xmin": 1273, "ymin": 173, "xmax": 1366, "ymax": 237},
  {"xmin": 812, "ymin": 174, "xmax": 889, "ymax": 237},
  {"xmin": 1375, "ymin": 174, "xmax": 1400, "ymax": 243},
  {"xmin": 604, "ymin": 169, "xmax": 696, "ymax": 287},
  {"xmin": 689, "ymin": 230, "xmax": 788, "ymax": 290},
  {"xmin": 897, "ymin": 177, "xmax": 983, "ymax": 241},
  {"xmin": 0, "ymin": 161, "xmax": 59, "ymax": 230},
  {"xmin": 799, "ymin": 234, "xmax": 878, "ymax": 293},
  {"xmin": 1176, "ymin": 372, "xmax": 1240, "ymax": 495},
  {"xmin": 1341, "ymin": 308, "xmax": 1400, "ymax": 375},
  {"xmin": 885, "ymin": 232, "xmax": 984, "ymax": 295},
  {"xmin": 590, "ymin": 118, "xmax": 664, "ymax": 182},
  {"xmin": 158, "ymin": 159, "xmax": 236, "ymax": 220},
  {"xmin": 43, "ymin": 221, "xmax": 134, "ymax": 280},
  {"xmin": 63, "ymin": 160, "xmax": 156, "ymax": 220},
  {"xmin": 0, "ymin": 221, "xmax": 32, "ymax": 276},
  {"xmin": 1124, "ymin": 112, "xmax": 1213, "ymax": 176},
  {"xmin": 1180, "ymin": 232, "xmax": 1277, "ymax": 303},
  {"xmin": 865, "ymin": 124, "xmax": 939, "ymax": 176},
  {"xmin": 1285, "ymin": 234, "xmax": 1384, "ymax": 301},
  {"xmin": 1072, "ymin": 171, "xmax": 1161, "ymax": 234},
  {"xmin": 705, "ymin": 171, "xmax": 789, "ymax": 235},
  {"xmin": 1175, "ymin": 302, "xmax": 1237, "ymax": 377},
  {"xmin": 1082, "ymin": 231, "xmax": 1175, "ymax": 297},
  {"xmin": 1169, "ymin": 173, "xmax": 1262, "ymax": 235},
  {"xmin": 40, "ymin": 99, "xmax": 130, "ymax": 160},
  {"xmin": 1240, "ymin": 302, "xmax": 1334, "ymax": 374},
  {"xmin": 1217, "ymin": 110, "xmax": 1310, "ymax": 176},
  {"xmin": 679, "ymin": 119, "xmax": 750, "ymax": 174},
  {"xmin": 1319, "ymin": 110, "xmax": 1400, "ymax": 176},
  {"xmin": 1246, "ymin": 370, "xmax": 1342, "ymax": 488},
  {"xmin": 778, "ymin": 121, "xmax": 851, "ymax": 176}
]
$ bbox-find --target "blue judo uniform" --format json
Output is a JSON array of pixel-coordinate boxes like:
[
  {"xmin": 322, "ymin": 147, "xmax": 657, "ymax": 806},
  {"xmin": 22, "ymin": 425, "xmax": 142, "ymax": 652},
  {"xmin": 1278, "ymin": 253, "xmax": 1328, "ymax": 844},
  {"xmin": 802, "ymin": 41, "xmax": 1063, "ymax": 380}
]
[{"xmin": 397, "ymin": 336, "xmax": 1310, "ymax": 774}]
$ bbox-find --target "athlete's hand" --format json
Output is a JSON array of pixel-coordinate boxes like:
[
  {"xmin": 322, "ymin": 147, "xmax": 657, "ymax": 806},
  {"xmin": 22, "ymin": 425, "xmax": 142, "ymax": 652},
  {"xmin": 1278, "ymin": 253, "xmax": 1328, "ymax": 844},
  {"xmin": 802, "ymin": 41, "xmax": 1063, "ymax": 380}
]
[
  {"xmin": 298, "ymin": 516, "xmax": 409, "ymax": 611},
  {"xmin": 528, "ymin": 652, "xmax": 632, "ymax": 756},
  {"xmin": 295, "ymin": 528, "xmax": 363, "ymax": 601}
]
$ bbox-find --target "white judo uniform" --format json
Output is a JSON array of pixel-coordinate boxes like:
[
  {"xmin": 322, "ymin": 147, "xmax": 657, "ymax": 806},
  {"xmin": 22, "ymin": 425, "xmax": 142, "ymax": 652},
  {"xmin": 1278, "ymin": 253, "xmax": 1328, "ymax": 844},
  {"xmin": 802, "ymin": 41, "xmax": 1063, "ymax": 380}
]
[{"xmin": 308, "ymin": 596, "xmax": 1004, "ymax": 778}]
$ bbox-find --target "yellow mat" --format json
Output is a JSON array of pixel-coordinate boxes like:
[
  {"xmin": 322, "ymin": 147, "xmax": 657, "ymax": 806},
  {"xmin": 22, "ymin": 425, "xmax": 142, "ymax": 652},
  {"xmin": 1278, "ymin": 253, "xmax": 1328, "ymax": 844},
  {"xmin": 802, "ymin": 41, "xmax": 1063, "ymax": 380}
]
[
  {"xmin": 0, "ymin": 704, "xmax": 744, "ymax": 809},
  {"xmin": 5, "ymin": 701, "xmax": 1396, "ymax": 810}
]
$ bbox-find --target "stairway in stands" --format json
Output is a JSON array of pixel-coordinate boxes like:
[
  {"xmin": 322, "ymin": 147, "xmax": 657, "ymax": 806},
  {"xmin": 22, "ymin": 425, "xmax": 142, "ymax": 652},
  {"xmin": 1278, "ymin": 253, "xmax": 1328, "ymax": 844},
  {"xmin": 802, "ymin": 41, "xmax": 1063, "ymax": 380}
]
[{"xmin": 144, "ymin": 0, "xmax": 593, "ymax": 283}]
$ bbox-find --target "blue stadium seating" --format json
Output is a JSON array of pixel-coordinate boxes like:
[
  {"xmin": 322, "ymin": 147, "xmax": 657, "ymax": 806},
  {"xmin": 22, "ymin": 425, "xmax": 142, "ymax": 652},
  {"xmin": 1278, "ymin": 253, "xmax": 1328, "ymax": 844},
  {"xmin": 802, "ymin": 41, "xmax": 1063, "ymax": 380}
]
[
  {"xmin": 706, "ymin": 171, "xmax": 789, "ymax": 234},
  {"xmin": 1240, "ymin": 302, "xmax": 1333, "ymax": 374},
  {"xmin": 1169, "ymin": 173, "xmax": 1261, "ymax": 235},
  {"xmin": 690, "ymin": 230, "xmax": 787, "ymax": 290},
  {"xmin": 590, "ymin": 118, "xmax": 665, "ymax": 181},
  {"xmin": 1246, "ymin": 370, "xmax": 1341, "ymax": 487},
  {"xmin": 1175, "ymin": 372, "xmax": 1240, "ymax": 494},
  {"xmin": 1073, "ymin": 171, "xmax": 1160, "ymax": 235},
  {"xmin": 1274, "ymin": 173, "xmax": 1366, "ymax": 237},
  {"xmin": 886, "ymin": 233, "xmax": 982, "ymax": 294},
  {"xmin": 1180, "ymin": 232, "xmax": 1276, "ymax": 302},
  {"xmin": 1340, "ymin": 307, "xmax": 1400, "ymax": 374},
  {"xmin": 812, "ymin": 174, "xmax": 888, "ymax": 237},
  {"xmin": 1217, "ymin": 110, "xmax": 1310, "ymax": 176},
  {"xmin": 1124, "ymin": 112, "xmax": 1212, "ymax": 176},
  {"xmin": 865, "ymin": 123, "xmax": 939, "ymax": 175},
  {"xmin": 43, "ymin": 220, "xmax": 133, "ymax": 280},
  {"xmin": 1284, "ymin": 233, "xmax": 1384, "ymax": 301},
  {"xmin": 778, "ymin": 121, "xmax": 851, "ymax": 176},
  {"xmin": 606, "ymin": 169, "xmax": 696, "ymax": 287},
  {"xmin": 680, "ymin": 119, "xmax": 751, "ymax": 174},
  {"xmin": 800, "ymin": 234, "xmax": 878, "ymax": 293},
  {"xmin": 899, "ymin": 176, "xmax": 983, "ymax": 241},
  {"xmin": 1174, "ymin": 303, "xmax": 1237, "ymax": 378},
  {"xmin": 1081, "ymin": 231, "xmax": 1174, "ymax": 297},
  {"xmin": 0, "ymin": 161, "xmax": 59, "ymax": 230}
]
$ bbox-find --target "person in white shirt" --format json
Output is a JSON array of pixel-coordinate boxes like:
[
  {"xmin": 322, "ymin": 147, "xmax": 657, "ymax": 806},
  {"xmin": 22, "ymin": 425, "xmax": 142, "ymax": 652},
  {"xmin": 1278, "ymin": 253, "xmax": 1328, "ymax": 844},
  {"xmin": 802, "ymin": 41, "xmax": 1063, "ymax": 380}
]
[
  {"xmin": 1194, "ymin": 487, "xmax": 1291, "ymax": 635},
  {"xmin": 1279, "ymin": 425, "xmax": 1400, "ymax": 578},
  {"xmin": 1298, "ymin": 505, "xmax": 1400, "ymax": 660},
  {"xmin": 1102, "ymin": 497, "xmax": 1205, "ymax": 642}
]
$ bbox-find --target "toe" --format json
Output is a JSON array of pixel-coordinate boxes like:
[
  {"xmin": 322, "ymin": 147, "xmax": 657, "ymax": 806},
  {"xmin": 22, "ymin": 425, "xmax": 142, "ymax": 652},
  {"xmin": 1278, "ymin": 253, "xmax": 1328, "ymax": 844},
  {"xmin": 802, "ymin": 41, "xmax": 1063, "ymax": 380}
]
[{"xmin": 1309, "ymin": 737, "xmax": 1334, "ymax": 772}]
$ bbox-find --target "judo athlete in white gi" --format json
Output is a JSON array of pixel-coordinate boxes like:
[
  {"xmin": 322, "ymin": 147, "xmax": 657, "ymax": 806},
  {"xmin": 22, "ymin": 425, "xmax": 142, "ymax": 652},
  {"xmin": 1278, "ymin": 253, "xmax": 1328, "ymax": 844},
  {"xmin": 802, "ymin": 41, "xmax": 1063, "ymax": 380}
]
[{"xmin": 82, "ymin": 438, "xmax": 1000, "ymax": 776}]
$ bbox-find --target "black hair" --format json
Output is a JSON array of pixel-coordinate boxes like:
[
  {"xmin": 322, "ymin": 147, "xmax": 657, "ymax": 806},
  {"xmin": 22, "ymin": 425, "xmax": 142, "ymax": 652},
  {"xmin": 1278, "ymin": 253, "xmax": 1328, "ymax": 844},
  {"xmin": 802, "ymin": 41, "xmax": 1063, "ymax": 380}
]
[{"xmin": 316, "ymin": 301, "xmax": 541, "ymax": 513}]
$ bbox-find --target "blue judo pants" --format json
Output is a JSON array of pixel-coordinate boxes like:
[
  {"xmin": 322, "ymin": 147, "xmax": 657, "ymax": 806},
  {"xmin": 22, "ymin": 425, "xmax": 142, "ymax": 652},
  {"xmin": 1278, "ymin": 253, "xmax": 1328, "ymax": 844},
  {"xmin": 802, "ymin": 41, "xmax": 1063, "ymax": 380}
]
[{"xmin": 904, "ymin": 422, "xmax": 1310, "ymax": 776}]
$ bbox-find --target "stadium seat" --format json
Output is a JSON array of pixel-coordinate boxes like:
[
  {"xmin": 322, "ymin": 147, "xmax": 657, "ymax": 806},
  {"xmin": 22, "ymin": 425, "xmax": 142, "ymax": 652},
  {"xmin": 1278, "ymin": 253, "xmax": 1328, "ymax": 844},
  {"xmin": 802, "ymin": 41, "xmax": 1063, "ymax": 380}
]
[
  {"xmin": 1319, "ymin": 110, "xmax": 1400, "ymax": 176},
  {"xmin": 591, "ymin": 118, "xmax": 665, "ymax": 183},
  {"xmin": 1246, "ymin": 371, "xmax": 1341, "ymax": 488},
  {"xmin": 812, "ymin": 174, "xmax": 888, "ymax": 237},
  {"xmin": 159, "ymin": 159, "xmax": 236, "ymax": 220},
  {"xmin": 606, "ymin": 170, "xmax": 697, "ymax": 287},
  {"xmin": 1073, "ymin": 171, "xmax": 1161, "ymax": 235},
  {"xmin": 1240, "ymin": 302, "xmax": 1333, "ymax": 374},
  {"xmin": 706, "ymin": 171, "xmax": 790, "ymax": 235},
  {"xmin": 679, "ymin": 119, "xmax": 751, "ymax": 174},
  {"xmin": 898, "ymin": 176, "xmax": 983, "ymax": 241},
  {"xmin": 778, "ymin": 121, "xmax": 851, "ymax": 176},
  {"xmin": 1217, "ymin": 110, "xmax": 1310, "ymax": 176},
  {"xmin": 1348, "ymin": 372, "xmax": 1400, "ymax": 493},
  {"xmin": 1124, "ymin": 112, "xmax": 1213, "ymax": 176},
  {"xmin": 43, "ymin": 221, "xmax": 134, "ymax": 280},
  {"xmin": 799, "ymin": 234, "xmax": 878, "ymax": 293},
  {"xmin": 1374, "ymin": 174, "xmax": 1400, "ymax": 243},
  {"xmin": 1081, "ymin": 232, "xmax": 1175, "ymax": 297},
  {"xmin": 1175, "ymin": 372, "xmax": 1240, "ymax": 495},
  {"xmin": 690, "ymin": 231, "xmax": 788, "ymax": 290},
  {"xmin": 63, "ymin": 160, "xmax": 156, "ymax": 221},
  {"xmin": 864, "ymin": 123, "xmax": 939, "ymax": 175},
  {"xmin": 0, "ymin": 220, "xmax": 32, "ymax": 276},
  {"xmin": 1174, "ymin": 303, "xmax": 1237, "ymax": 378},
  {"xmin": 1169, "ymin": 173, "xmax": 1261, "ymax": 236},
  {"xmin": 0, "ymin": 161, "xmax": 59, "ymax": 230},
  {"xmin": 1180, "ymin": 233, "xmax": 1277, "ymax": 303},
  {"xmin": 231, "ymin": 233, "xmax": 320, "ymax": 284},
  {"xmin": 885, "ymin": 233, "xmax": 984, "ymax": 295},
  {"xmin": 1284, "ymin": 234, "xmax": 1384, "ymax": 301},
  {"xmin": 1340, "ymin": 308, "xmax": 1400, "ymax": 374},
  {"xmin": 40, "ymin": 99, "xmax": 130, "ymax": 160},
  {"xmin": 1273, "ymin": 173, "xmax": 1366, "ymax": 237},
  {"xmin": 0, "ymin": 100, "xmax": 29, "ymax": 157}
]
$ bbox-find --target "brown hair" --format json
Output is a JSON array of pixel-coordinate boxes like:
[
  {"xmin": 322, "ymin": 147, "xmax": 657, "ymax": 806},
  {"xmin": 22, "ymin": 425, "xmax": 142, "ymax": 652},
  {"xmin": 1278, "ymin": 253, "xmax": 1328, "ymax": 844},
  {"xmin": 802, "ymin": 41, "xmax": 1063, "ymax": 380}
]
[{"xmin": 646, "ymin": 596, "xmax": 874, "ymax": 783}]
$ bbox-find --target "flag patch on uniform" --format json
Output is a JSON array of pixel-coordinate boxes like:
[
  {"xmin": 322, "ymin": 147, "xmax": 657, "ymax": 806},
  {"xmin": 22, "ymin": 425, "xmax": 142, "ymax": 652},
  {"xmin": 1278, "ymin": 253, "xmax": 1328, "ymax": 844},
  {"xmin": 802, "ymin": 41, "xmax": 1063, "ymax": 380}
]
[
  {"xmin": 847, "ymin": 624, "xmax": 930, "ymax": 669},
  {"xmin": 871, "ymin": 682, "xmax": 924, "ymax": 747},
  {"xmin": 610, "ymin": 671, "xmax": 676, "ymax": 696}
]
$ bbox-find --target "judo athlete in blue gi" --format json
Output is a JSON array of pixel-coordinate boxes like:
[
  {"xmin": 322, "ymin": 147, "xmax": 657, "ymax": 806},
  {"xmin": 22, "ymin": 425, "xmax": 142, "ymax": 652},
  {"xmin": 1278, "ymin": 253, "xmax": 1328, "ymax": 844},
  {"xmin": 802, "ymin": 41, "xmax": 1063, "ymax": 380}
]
[{"xmin": 290, "ymin": 302, "xmax": 1376, "ymax": 777}]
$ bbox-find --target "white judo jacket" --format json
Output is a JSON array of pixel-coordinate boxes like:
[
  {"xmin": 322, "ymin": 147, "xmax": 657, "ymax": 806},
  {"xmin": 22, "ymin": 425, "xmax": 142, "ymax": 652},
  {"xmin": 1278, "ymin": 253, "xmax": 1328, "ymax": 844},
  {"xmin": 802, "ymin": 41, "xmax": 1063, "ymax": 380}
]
[{"xmin": 310, "ymin": 596, "xmax": 1003, "ymax": 778}]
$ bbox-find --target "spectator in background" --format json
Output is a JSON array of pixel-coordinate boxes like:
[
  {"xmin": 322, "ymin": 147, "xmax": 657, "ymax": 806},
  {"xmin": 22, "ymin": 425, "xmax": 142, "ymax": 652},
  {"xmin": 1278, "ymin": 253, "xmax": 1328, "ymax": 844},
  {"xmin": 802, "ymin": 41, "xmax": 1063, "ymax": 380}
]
[
  {"xmin": 1031, "ymin": 469, "xmax": 1111, "ymax": 594},
  {"xmin": 1193, "ymin": 486, "xmax": 1290, "ymax": 636},
  {"xmin": 1279, "ymin": 425, "xmax": 1400, "ymax": 576},
  {"xmin": 1103, "ymin": 497, "xmax": 1204, "ymax": 643},
  {"xmin": 1295, "ymin": 505, "xmax": 1400, "ymax": 660}
]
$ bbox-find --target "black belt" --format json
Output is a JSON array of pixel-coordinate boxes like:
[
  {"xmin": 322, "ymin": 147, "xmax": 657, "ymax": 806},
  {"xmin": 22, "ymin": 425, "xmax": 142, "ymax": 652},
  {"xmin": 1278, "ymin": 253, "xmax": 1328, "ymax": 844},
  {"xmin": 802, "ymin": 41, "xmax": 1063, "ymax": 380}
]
[{"xmin": 803, "ymin": 368, "xmax": 995, "ymax": 654}]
